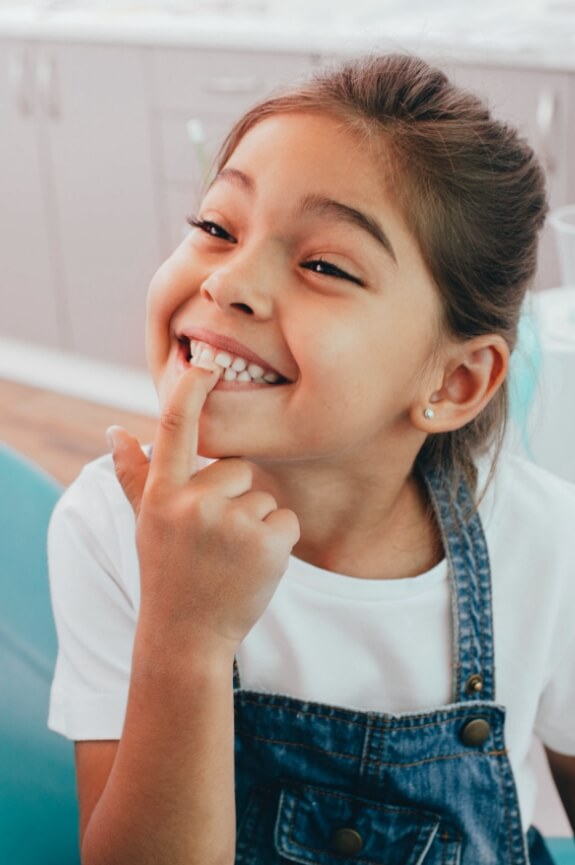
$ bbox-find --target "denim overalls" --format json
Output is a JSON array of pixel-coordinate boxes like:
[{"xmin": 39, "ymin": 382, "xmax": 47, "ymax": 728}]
[{"xmin": 233, "ymin": 465, "xmax": 554, "ymax": 864}]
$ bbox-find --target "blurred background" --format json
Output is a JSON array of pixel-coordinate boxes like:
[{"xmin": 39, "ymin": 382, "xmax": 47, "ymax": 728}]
[{"xmin": 1, "ymin": 0, "xmax": 575, "ymax": 845}]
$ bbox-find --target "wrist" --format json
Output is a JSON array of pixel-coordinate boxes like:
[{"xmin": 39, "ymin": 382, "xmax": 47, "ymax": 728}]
[{"xmin": 134, "ymin": 611, "xmax": 238, "ymax": 680}]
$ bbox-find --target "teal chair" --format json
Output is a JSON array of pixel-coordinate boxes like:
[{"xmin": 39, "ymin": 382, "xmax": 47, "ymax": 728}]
[
  {"xmin": 548, "ymin": 839, "xmax": 575, "ymax": 864},
  {"xmin": 0, "ymin": 443, "xmax": 80, "ymax": 864}
]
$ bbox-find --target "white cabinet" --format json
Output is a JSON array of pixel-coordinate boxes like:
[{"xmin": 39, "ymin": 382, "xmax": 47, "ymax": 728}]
[
  {"xmin": 447, "ymin": 63, "xmax": 574, "ymax": 290},
  {"xmin": 0, "ymin": 40, "xmax": 64, "ymax": 348},
  {"xmin": 148, "ymin": 48, "xmax": 315, "ymax": 256},
  {"xmin": 0, "ymin": 40, "xmax": 161, "ymax": 367}
]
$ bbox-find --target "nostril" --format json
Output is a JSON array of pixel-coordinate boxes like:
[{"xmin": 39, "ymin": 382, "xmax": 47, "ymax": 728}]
[{"xmin": 231, "ymin": 303, "xmax": 254, "ymax": 315}]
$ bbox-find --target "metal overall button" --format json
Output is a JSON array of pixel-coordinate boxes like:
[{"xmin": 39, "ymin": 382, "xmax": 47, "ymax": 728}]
[
  {"xmin": 460, "ymin": 717, "xmax": 491, "ymax": 747},
  {"xmin": 330, "ymin": 827, "xmax": 364, "ymax": 856},
  {"xmin": 465, "ymin": 673, "xmax": 484, "ymax": 695}
]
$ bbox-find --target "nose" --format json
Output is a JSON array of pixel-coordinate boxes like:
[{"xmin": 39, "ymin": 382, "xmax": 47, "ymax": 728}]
[{"xmin": 199, "ymin": 250, "xmax": 276, "ymax": 319}]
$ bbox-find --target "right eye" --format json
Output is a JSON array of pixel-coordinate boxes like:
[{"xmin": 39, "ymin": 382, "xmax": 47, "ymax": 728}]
[{"xmin": 187, "ymin": 216, "xmax": 237, "ymax": 243}]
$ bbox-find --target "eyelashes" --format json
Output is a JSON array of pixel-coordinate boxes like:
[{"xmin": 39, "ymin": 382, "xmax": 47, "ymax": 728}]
[
  {"xmin": 301, "ymin": 259, "xmax": 364, "ymax": 287},
  {"xmin": 187, "ymin": 216, "xmax": 237, "ymax": 244},
  {"xmin": 186, "ymin": 215, "xmax": 364, "ymax": 287}
]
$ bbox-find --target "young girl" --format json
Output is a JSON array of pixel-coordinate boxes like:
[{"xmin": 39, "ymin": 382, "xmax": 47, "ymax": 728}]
[{"xmin": 47, "ymin": 54, "xmax": 575, "ymax": 865}]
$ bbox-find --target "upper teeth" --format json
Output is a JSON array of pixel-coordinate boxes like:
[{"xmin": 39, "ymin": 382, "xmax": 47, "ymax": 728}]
[{"xmin": 189, "ymin": 340, "xmax": 280, "ymax": 384}]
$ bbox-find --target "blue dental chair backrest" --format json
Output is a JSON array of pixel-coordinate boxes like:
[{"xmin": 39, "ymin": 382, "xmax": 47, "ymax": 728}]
[{"xmin": 0, "ymin": 443, "xmax": 81, "ymax": 864}]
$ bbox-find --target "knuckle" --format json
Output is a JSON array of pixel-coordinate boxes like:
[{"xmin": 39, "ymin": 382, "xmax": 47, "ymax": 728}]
[
  {"xmin": 142, "ymin": 482, "xmax": 180, "ymax": 524},
  {"xmin": 159, "ymin": 405, "xmax": 185, "ymax": 434},
  {"xmin": 192, "ymin": 490, "xmax": 217, "ymax": 524},
  {"xmin": 228, "ymin": 502, "xmax": 251, "ymax": 534},
  {"xmin": 262, "ymin": 492, "xmax": 278, "ymax": 511},
  {"xmin": 288, "ymin": 511, "xmax": 301, "ymax": 541},
  {"xmin": 274, "ymin": 509, "xmax": 300, "ymax": 545},
  {"xmin": 227, "ymin": 457, "xmax": 253, "ymax": 485},
  {"xmin": 143, "ymin": 476, "xmax": 166, "ymax": 506}
]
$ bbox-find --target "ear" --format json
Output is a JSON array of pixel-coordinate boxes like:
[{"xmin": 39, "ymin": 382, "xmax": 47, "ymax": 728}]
[{"xmin": 411, "ymin": 335, "xmax": 509, "ymax": 433}]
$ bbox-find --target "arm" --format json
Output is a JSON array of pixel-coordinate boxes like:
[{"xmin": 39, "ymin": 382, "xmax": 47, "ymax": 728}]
[
  {"xmin": 545, "ymin": 747, "xmax": 575, "ymax": 836},
  {"xmin": 78, "ymin": 366, "xmax": 299, "ymax": 865},
  {"xmin": 78, "ymin": 637, "xmax": 236, "ymax": 865}
]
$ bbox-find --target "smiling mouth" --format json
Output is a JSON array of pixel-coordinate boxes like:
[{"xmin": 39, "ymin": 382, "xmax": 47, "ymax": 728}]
[{"xmin": 179, "ymin": 337, "xmax": 288, "ymax": 385}]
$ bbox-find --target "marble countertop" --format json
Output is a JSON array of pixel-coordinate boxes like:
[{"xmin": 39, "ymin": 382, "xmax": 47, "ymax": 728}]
[{"xmin": 0, "ymin": 2, "xmax": 575, "ymax": 70}]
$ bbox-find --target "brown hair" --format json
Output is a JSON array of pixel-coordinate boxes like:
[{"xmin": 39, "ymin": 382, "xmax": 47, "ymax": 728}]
[{"xmin": 214, "ymin": 54, "xmax": 548, "ymax": 493}]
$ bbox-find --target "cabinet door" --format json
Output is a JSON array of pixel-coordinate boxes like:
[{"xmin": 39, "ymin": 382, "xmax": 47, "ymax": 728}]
[
  {"xmin": 158, "ymin": 111, "xmax": 232, "ymax": 253},
  {"xmin": 0, "ymin": 40, "xmax": 62, "ymax": 348},
  {"xmin": 150, "ymin": 48, "xmax": 314, "ymax": 257},
  {"xmin": 150, "ymin": 48, "xmax": 313, "ymax": 115},
  {"xmin": 44, "ymin": 43, "xmax": 162, "ymax": 368},
  {"xmin": 448, "ymin": 64, "xmax": 572, "ymax": 290}
]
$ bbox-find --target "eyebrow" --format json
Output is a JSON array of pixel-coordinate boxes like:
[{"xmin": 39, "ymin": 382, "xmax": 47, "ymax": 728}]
[
  {"xmin": 210, "ymin": 167, "xmax": 254, "ymax": 193},
  {"xmin": 211, "ymin": 168, "xmax": 397, "ymax": 263},
  {"xmin": 299, "ymin": 193, "xmax": 397, "ymax": 263}
]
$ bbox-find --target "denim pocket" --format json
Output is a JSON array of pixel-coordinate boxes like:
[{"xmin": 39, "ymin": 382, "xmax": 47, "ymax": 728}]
[{"xmin": 274, "ymin": 784, "xmax": 460, "ymax": 865}]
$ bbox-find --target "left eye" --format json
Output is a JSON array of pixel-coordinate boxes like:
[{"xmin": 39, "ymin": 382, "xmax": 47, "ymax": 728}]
[
  {"xmin": 301, "ymin": 259, "xmax": 364, "ymax": 286},
  {"xmin": 187, "ymin": 216, "xmax": 237, "ymax": 243}
]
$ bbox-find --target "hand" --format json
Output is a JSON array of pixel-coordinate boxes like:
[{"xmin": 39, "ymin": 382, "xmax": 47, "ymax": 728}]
[{"xmin": 107, "ymin": 366, "xmax": 300, "ymax": 653}]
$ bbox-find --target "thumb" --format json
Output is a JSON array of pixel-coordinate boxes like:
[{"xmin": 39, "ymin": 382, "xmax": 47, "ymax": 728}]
[{"xmin": 106, "ymin": 425, "xmax": 150, "ymax": 514}]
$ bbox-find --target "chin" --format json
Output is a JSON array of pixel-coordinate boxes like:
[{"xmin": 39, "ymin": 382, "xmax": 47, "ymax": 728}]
[
  {"xmin": 196, "ymin": 434, "xmax": 240, "ymax": 461},
  {"xmin": 197, "ymin": 433, "xmax": 264, "ymax": 463}
]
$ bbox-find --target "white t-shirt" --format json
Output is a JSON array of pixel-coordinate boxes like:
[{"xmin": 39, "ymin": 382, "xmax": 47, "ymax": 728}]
[{"xmin": 47, "ymin": 451, "xmax": 575, "ymax": 831}]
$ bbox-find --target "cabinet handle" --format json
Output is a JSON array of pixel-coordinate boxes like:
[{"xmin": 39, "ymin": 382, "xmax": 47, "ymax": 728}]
[
  {"xmin": 202, "ymin": 75, "xmax": 261, "ymax": 95},
  {"xmin": 186, "ymin": 117, "xmax": 212, "ymax": 180},
  {"xmin": 36, "ymin": 55, "xmax": 60, "ymax": 119},
  {"xmin": 536, "ymin": 89, "xmax": 557, "ymax": 175},
  {"xmin": 8, "ymin": 49, "xmax": 32, "ymax": 115}
]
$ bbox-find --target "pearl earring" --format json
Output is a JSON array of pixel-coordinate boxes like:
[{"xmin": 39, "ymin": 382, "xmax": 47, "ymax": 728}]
[{"xmin": 424, "ymin": 408, "xmax": 435, "ymax": 420}]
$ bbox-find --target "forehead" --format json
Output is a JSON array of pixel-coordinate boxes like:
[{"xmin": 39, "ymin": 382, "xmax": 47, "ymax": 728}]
[{"xmin": 221, "ymin": 112, "xmax": 391, "ymax": 202}]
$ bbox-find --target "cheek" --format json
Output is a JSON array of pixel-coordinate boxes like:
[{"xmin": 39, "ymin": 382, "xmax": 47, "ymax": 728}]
[
  {"xmin": 146, "ymin": 261, "xmax": 179, "ymax": 320},
  {"xmin": 146, "ymin": 259, "xmax": 195, "ymax": 346},
  {"xmin": 303, "ymin": 307, "xmax": 378, "ymax": 375},
  {"xmin": 288, "ymin": 331, "xmax": 371, "ymax": 424},
  {"xmin": 147, "ymin": 244, "xmax": 198, "ymax": 316}
]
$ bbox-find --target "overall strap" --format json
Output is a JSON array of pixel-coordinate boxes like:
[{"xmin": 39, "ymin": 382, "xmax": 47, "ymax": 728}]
[{"xmin": 422, "ymin": 465, "xmax": 495, "ymax": 704}]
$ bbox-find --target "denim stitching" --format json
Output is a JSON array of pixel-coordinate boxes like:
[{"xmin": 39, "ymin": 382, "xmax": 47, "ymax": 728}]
[
  {"xmin": 365, "ymin": 749, "xmax": 508, "ymax": 769},
  {"xmin": 423, "ymin": 470, "xmax": 462, "ymax": 701},
  {"xmin": 237, "ymin": 722, "xmax": 508, "ymax": 766},
  {"xmin": 424, "ymin": 468, "xmax": 495, "ymax": 705},
  {"xmin": 237, "ymin": 729, "xmax": 359, "ymax": 760},
  {"xmin": 237, "ymin": 697, "xmax": 500, "ymax": 728}
]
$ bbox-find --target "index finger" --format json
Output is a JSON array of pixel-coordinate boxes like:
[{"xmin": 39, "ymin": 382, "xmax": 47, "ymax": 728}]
[{"xmin": 150, "ymin": 364, "xmax": 220, "ymax": 485}]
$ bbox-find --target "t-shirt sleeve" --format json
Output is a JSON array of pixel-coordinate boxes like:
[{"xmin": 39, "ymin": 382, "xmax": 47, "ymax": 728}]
[
  {"xmin": 47, "ymin": 459, "xmax": 139, "ymax": 741},
  {"xmin": 534, "ymin": 627, "xmax": 575, "ymax": 755}
]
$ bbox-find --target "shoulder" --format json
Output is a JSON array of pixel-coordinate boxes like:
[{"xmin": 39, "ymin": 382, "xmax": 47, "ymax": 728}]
[
  {"xmin": 479, "ymin": 452, "xmax": 575, "ymax": 538},
  {"xmin": 478, "ymin": 453, "xmax": 575, "ymax": 614},
  {"xmin": 48, "ymin": 452, "xmax": 138, "ymax": 584}
]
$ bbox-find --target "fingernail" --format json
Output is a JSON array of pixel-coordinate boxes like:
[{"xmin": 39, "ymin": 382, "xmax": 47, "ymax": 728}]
[{"xmin": 193, "ymin": 355, "xmax": 219, "ymax": 373}]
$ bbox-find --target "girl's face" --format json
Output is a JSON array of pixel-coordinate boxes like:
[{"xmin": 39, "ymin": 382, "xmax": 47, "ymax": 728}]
[{"xmin": 147, "ymin": 112, "xmax": 444, "ymax": 466}]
